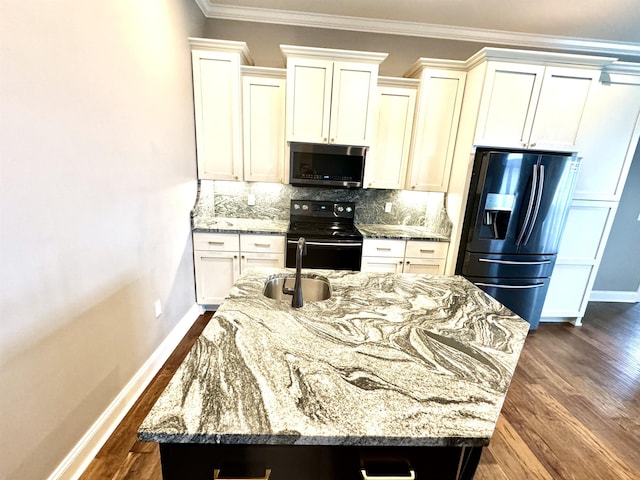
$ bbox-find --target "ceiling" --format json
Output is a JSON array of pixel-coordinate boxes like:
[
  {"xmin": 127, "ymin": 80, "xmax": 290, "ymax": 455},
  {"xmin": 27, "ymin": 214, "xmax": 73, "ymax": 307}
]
[{"xmin": 196, "ymin": 0, "xmax": 640, "ymax": 58}]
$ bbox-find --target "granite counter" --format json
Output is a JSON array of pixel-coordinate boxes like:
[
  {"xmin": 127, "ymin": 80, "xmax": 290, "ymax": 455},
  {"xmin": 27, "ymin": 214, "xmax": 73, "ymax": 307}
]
[{"xmin": 140, "ymin": 270, "xmax": 527, "ymax": 447}]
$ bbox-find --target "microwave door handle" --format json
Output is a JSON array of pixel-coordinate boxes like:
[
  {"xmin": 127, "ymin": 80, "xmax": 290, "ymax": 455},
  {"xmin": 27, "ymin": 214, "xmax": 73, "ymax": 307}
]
[
  {"xmin": 522, "ymin": 164, "xmax": 544, "ymax": 246},
  {"xmin": 515, "ymin": 164, "xmax": 538, "ymax": 246}
]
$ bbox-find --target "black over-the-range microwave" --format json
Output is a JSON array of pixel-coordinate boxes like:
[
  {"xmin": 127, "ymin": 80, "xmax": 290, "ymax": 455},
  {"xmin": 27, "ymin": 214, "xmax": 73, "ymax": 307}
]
[{"xmin": 289, "ymin": 142, "xmax": 367, "ymax": 188}]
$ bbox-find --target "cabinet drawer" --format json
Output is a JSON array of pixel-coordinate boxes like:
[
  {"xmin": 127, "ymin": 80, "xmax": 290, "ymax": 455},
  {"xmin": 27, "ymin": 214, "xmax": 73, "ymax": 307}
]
[
  {"xmin": 404, "ymin": 241, "xmax": 448, "ymax": 259},
  {"xmin": 240, "ymin": 234, "xmax": 285, "ymax": 254},
  {"xmin": 404, "ymin": 258, "xmax": 445, "ymax": 275},
  {"xmin": 193, "ymin": 233, "xmax": 240, "ymax": 252},
  {"xmin": 362, "ymin": 239, "xmax": 406, "ymax": 257}
]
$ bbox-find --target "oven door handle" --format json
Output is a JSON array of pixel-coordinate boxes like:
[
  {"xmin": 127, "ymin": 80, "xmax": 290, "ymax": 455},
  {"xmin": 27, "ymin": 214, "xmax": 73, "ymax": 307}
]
[{"xmin": 288, "ymin": 240, "xmax": 362, "ymax": 247}]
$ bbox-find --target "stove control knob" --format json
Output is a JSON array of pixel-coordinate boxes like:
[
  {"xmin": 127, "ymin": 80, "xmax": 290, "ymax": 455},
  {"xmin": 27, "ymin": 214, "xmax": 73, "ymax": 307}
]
[
  {"xmin": 346, "ymin": 206, "xmax": 353, "ymax": 213},
  {"xmin": 302, "ymin": 204, "xmax": 309, "ymax": 210},
  {"xmin": 293, "ymin": 203, "xmax": 300, "ymax": 210},
  {"xmin": 337, "ymin": 206, "xmax": 344, "ymax": 212}
]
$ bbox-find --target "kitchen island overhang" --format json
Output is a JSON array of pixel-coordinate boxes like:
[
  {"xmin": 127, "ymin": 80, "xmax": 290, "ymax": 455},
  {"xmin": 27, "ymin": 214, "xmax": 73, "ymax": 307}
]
[{"xmin": 139, "ymin": 269, "xmax": 529, "ymax": 479}]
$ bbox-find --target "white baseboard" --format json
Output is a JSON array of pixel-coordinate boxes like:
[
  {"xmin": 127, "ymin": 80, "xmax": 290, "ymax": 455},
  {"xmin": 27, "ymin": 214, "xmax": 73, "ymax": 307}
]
[
  {"xmin": 590, "ymin": 290, "xmax": 639, "ymax": 303},
  {"xmin": 47, "ymin": 303, "xmax": 201, "ymax": 480}
]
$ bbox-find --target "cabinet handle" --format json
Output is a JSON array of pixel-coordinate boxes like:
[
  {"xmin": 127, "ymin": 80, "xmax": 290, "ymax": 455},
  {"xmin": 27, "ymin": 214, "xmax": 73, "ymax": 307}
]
[
  {"xmin": 419, "ymin": 249, "xmax": 435, "ymax": 253},
  {"xmin": 376, "ymin": 247, "xmax": 392, "ymax": 252},
  {"xmin": 214, "ymin": 468, "xmax": 271, "ymax": 480},
  {"xmin": 208, "ymin": 241, "xmax": 225, "ymax": 245},
  {"xmin": 360, "ymin": 467, "xmax": 415, "ymax": 480},
  {"xmin": 254, "ymin": 243, "xmax": 271, "ymax": 247}
]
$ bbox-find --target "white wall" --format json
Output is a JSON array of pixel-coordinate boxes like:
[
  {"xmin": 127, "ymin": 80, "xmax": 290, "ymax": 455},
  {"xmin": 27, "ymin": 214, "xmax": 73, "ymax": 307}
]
[{"xmin": 0, "ymin": 1, "xmax": 205, "ymax": 478}]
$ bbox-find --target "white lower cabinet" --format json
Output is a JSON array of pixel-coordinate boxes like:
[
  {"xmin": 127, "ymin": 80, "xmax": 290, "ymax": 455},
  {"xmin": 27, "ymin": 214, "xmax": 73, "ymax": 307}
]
[
  {"xmin": 361, "ymin": 239, "xmax": 448, "ymax": 274},
  {"xmin": 194, "ymin": 232, "xmax": 285, "ymax": 305}
]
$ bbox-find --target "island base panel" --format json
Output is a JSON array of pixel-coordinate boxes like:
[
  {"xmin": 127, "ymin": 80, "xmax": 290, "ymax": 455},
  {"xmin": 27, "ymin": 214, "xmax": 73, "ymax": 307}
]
[{"xmin": 158, "ymin": 444, "xmax": 483, "ymax": 479}]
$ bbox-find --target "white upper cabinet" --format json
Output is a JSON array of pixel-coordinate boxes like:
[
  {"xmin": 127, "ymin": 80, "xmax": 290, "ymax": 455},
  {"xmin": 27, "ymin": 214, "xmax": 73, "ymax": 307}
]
[
  {"xmin": 190, "ymin": 38, "xmax": 253, "ymax": 180},
  {"xmin": 572, "ymin": 71, "xmax": 640, "ymax": 200},
  {"xmin": 281, "ymin": 45, "xmax": 388, "ymax": 146},
  {"xmin": 472, "ymin": 50, "xmax": 612, "ymax": 151},
  {"xmin": 404, "ymin": 61, "xmax": 467, "ymax": 192},
  {"xmin": 242, "ymin": 67, "xmax": 287, "ymax": 183},
  {"xmin": 365, "ymin": 78, "xmax": 418, "ymax": 189}
]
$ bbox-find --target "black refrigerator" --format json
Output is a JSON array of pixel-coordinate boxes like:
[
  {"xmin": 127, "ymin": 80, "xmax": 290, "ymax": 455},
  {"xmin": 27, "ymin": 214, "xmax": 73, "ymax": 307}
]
[{"xmin": 456, "ymin": 149, "xmax": 581, "ymax": 330}]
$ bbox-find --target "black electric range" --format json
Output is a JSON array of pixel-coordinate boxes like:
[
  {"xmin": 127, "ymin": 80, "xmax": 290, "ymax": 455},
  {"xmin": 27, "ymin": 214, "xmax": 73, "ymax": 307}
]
[{"xmin": 286, "ymin": 200, "xmax": 363, "ymax": 271}]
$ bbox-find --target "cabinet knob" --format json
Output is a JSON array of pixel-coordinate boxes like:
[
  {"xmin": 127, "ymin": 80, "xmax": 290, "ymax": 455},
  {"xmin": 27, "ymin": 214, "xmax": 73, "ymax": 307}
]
[
  {"xmin": 234, "ymin": 175, "xmax": 238, "ymax": 180},
  {"xmin": 323, "ymin": 137, "xmax": 327, "ymax": 142},
  {"xmin": 521, "ymin": 142, "xmax": 528, "ymax": 147},
  {"xmin": 530, "ymin": 142, "xmax": 537, "ymax": 147},
  {"xmin": 330, "ymin": 138, "xmax": 335, "ymax": 143},
  {"xmin": 233, "ymin": 255, "xmax": 238, "ymax": 259}
]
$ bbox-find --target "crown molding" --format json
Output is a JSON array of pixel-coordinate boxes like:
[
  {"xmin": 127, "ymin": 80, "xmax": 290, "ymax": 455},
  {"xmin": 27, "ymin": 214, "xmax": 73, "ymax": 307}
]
[
  {"xmin": 241, "ymin": 65, "xmax": 286, "ymax": 78},
  {"xmin": 197, "ymin": 2, "xmax": 640, "ymax": 59},
  {"xmin": 188, "ymin": 37, "xmax": 254, "ymax": 64},
  {"xmin": 280, "ymin": 45, "xmax": 388, "ymax": 64}
]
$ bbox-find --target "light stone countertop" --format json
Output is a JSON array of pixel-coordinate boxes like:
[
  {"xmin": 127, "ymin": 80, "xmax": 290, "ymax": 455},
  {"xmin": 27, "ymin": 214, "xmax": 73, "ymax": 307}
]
[
  {"xmin": 356, "ymin": 224, "xmax": 450, "ymax": 241},
  {"xmin": 191, "ymin": 216, "xmax": 449, "ymax": 242},
  {"xmin": 138, "ymin": 269, "xmax": 528, "ymax": 448},
  {"xmin": 192, "ymin": 216, "xmax": 289, "ymax": 235}
]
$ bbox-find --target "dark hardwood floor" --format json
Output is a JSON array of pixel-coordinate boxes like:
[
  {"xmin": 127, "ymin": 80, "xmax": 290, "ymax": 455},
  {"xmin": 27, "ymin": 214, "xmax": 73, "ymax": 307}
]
[{"xmin": 79, "ymin": 302, "xmax": 640, "ymax": 479}]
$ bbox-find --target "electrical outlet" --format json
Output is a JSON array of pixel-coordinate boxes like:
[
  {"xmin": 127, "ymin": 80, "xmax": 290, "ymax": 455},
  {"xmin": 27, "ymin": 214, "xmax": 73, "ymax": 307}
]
[
  {"xmin": 385, "ymin": 202, "xmax": 393, "ymax": 213},
  {"xmin": 154, "ymin": 299, "xmax": 162, "ymax": 318},
  {"xmin": 248, "ymin": 194, "xmax": 256, "ymax": 206}
]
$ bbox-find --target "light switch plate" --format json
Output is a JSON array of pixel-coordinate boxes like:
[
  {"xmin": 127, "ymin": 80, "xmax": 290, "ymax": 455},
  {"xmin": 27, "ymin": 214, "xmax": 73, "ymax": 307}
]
[
  {"xmin": 248, "ymin": 194, "xmax": 256, "ymax": 206},
  {"xmin": 385, "ymin": 202, "xmax": 392, "ymax": 213}
]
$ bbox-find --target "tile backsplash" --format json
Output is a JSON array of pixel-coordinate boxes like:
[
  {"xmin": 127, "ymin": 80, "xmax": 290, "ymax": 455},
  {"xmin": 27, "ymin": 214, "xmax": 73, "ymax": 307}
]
[{"xmin": 192, "ymin": 180, "xmax": 452, "ymax": 237}]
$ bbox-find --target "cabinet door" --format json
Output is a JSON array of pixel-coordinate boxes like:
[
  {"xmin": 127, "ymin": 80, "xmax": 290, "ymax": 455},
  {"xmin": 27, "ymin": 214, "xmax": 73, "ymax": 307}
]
[
  {"xmin": 556, "ymin": 203, "xmax": 614, "ymax": 261},
  {"xmin": 361, "ymin": 256, "xmax": 404, "ymax": 273},
  {"xmin": 529, "ymin": 66, "xmax": 599, "ymax": 151},
  {"xmin": 406, "ymin": 70, "xmax": 466, "ymax": 192},
  {"xmin": 573, "ymin": 73, "xmax": 640, "ymax": 200},
  {"xmin": 542, "ymin": 201, "xmax": 616, "ymax": 320},
  {"xmin": 542, "ymin": 264, "xmax": 594, "ymax": 317},
  {"xmin": 474, "ymin": 62, "xmax": 545, "ymax": 149},
  {"xmin": 329, "ymin": 61, "xmax": 379, "ymax": 146},
  {"xmin": 286, "ymin": 59, "xmax": 333, "ymax": 143},
  {"xmin": 365, "ymin": 86, "xmax": 416, "ymax": 189},
  {"xmin": 242, "ymin": 75, "xmax": 286, "ymax": 183},
  {"xmin": 241, "ymin": 252, "xmax": 285, "ymax": 271},
  {"xmin": 192, "ymin": 50, "xmax": 243, "ymax": 180},
  {"xmin": 194, "ymin": 251, "xmax": 239, "ymax": 305}
]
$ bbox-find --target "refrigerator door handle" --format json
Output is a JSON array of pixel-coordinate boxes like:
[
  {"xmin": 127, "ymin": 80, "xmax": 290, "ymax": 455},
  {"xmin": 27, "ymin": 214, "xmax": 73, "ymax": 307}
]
[
  {"xmin": 474, "ymin": 282, "xmax": 546, "ymax": 289},
  {"xmin": 522, "ymin": 164, "xmax": 545, "ymax": 246},
  {"xmin": 515, "ymin": 164, "xmax": 538, "ymax": 245},
  {"xmin": 478, "ymin": 258, "xmax": 552, "ymax": 265}
]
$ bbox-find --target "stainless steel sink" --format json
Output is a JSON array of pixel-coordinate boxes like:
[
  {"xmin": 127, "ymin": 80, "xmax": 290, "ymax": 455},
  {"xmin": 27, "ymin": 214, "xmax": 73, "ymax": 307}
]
[{"xmin": 262, "ymin": 275, "xmax": 331, "ymax": 302}]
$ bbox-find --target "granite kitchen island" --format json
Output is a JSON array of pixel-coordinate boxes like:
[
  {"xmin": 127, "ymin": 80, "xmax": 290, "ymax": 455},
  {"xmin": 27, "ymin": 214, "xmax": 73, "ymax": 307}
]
[{"xmin": 139, "ymin": 269, "xmax": 529, "ymax": 479}]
